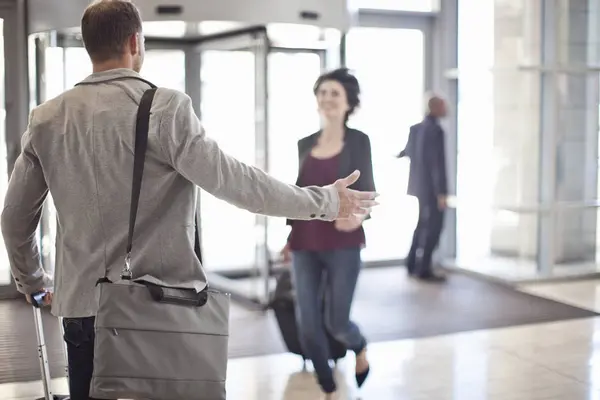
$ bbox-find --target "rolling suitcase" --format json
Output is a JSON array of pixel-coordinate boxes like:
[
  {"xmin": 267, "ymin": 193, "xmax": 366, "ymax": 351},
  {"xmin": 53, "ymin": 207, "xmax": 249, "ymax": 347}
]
[
  {"xmin": 269, "ymin": 268, "xmax": 347, "ymax": 368},
  {"xmin": 30, "ymin": 292, "xmax": 70, "ymax": 400}
]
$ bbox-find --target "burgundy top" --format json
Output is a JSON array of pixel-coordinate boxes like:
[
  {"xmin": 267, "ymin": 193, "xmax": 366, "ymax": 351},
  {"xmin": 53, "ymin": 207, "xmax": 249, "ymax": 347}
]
[{"xmin": 288, "ymin": 153, "xmax": 366, "ymax": 252}]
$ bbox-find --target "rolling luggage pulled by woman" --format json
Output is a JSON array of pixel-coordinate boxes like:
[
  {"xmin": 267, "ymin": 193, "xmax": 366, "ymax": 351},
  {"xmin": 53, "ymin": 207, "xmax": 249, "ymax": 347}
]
[{"xmin": 269, "ymin": 268, "xmax": 346, "ymax": 367}]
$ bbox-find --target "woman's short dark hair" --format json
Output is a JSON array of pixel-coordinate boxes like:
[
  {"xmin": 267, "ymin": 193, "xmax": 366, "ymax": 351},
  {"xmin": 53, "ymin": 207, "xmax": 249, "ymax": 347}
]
[
  {"xmin": 81, "ymin": 0, "xmax": 143, "ymax": 63},
  {"xmin": 313, "ymin": 68, "xmax": 361, "ymax": 122}
]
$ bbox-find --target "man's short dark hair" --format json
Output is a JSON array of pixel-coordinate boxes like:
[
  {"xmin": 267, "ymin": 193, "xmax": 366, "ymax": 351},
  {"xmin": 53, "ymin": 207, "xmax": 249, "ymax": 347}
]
[{"xmin": 81, "ymin": 0, "xmax": 143, "ymax": 63}]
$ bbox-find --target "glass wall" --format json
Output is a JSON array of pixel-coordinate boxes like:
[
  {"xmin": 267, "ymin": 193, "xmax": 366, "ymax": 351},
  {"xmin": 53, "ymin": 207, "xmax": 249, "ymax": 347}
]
[
  {"xmin": 455, "ymin": 0, "xmax": 496, "ymax": 266},
  {"xmin": 456, "ymin": 0, "xmax": 544, "ymax": 278},
  {"xmin": 345, "ymin": 27, "xmax": 425, "ymax": 262},
  {"xmin": 456, "ymin": 0, "xmax": 600, "ymax": 280}
]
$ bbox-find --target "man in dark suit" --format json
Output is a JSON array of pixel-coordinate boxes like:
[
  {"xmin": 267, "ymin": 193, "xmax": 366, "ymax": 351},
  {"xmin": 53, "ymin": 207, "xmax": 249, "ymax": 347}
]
[{"xmin": 398, "ymin": 95, "xmax": 448, "ymax": 281}]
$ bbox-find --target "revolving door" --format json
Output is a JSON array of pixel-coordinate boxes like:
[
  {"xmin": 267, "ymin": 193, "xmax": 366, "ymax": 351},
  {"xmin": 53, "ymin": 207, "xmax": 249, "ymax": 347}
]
[{"xmin": 30, "ymin": 24, "xmax": 331, "ymax": 307}]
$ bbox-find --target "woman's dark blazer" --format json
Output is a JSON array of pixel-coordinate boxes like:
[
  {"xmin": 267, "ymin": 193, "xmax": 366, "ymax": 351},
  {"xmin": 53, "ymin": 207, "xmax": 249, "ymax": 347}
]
[{"xmin": 286, "ymin": 127, "xmax": 376, "ymax": 228}]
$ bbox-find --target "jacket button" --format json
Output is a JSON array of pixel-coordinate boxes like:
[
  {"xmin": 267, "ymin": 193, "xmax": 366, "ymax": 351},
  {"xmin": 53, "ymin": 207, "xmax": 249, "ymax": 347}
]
[
  {"xmin": 320, "ymin": 214, "xmax": 326, "ymax": 218},
  {"xmin": 310, "ymin": 214, "xmax": 316, "ymax": 218}
]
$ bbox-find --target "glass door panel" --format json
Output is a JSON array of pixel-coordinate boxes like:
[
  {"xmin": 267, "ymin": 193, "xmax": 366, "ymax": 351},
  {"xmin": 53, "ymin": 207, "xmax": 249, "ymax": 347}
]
[
  {"xmin": 199, "ymin": 49, "xmax": 257, "ymax": 272},
  {"xmin": 195, "ymin": 28, "xmax": 271, "ymax": 305},
  {"xmin": 266, "ymin": 50, "xmax": 323, "ymax": 254},
  {"xmin": 345, "ymin": 27, "xmax": 425, "ymax": 263}
]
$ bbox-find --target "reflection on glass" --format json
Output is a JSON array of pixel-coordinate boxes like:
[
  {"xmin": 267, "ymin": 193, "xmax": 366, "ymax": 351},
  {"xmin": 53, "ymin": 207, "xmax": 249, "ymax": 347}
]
[
  {"xmin": 266, "ymin": 51, "xmax": 322, "ymax": 253},
  {"xmin": 345, "ymin": 27, "xmax": 424, "ymax": 262},
  {"xmin": 0, "ymin": 19, "xmax": 10, "ymax": 285},
  {"xmin": 199, "ymin": 50, "xmax": 256, "ymax": 271}
]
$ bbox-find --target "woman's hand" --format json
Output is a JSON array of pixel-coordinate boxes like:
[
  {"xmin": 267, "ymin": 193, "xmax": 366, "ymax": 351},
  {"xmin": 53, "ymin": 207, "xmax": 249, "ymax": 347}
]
[
  {"xmin": 280, "ymin": 242, "xmax": 292, "ymax": 263},
  {"xmin": 334, "ymin": 216, "xmax": 363, "ymax": 232}
]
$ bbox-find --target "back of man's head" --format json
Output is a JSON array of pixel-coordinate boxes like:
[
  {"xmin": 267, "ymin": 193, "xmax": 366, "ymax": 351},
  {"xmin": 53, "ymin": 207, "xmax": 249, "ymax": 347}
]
[
  {"xmin": 81, "ymin": 0, "xmax": 142, "ymax": 64},
  {"xmin": 426, "ymin": 94, "xmax": 447, "ymax": 118}
]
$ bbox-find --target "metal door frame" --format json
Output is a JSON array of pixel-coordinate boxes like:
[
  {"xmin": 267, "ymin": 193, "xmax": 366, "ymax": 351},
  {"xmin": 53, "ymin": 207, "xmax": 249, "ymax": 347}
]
[
  {"xmin": 0, "ymin": 0, "xmax": 29, "ymax": 299},
  {"xmin": 339, "ymin": 10, "xmax": 441, "ymax": 268},
  {"xmin": 191, "ymin": 27, "xmax": 272, "ymax": 305}
]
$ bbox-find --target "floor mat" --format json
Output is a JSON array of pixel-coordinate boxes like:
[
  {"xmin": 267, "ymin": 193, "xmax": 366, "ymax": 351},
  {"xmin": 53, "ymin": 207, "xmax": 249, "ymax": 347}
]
[
  {"xmin": 0, "ymin": 268, "xmax": 598, "ymax": 384},
  {"xmin": 227, "ymin": 268, "xmax": 600, "ymax": 358}
]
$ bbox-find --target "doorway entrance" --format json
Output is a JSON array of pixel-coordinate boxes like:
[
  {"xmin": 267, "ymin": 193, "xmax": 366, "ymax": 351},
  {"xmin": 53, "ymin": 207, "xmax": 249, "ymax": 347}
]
[{"xmin": 27, "ymin": 15, "xmax": 434, "ymax": 307}]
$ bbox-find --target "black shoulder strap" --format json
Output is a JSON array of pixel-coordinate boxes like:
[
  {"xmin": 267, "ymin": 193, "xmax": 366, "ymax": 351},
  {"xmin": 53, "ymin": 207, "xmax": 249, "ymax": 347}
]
[
  {"xmin": 122, "ymin": 88, "xmax": 157, "ymax": 279},
  {"xmin": 78, "ymin": 76, "xmax": 205, "ymax": 282}
]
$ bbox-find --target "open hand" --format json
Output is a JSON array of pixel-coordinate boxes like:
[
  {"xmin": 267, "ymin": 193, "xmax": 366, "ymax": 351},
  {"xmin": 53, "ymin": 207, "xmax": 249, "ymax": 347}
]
[{"xmin": 333, "ymin": 170, "xmax": 378, "ymax": 219}]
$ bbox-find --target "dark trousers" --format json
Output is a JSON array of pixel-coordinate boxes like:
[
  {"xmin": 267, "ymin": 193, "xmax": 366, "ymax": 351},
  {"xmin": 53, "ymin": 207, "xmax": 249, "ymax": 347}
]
[
  {"xmin": 291, "ymin": 248, "xmax": 367, "ymax": 393},
  {"xmin": 62, "ymin": 316, "xmax": 99, "ymax": 400},
  {"xmin": 406, "ymin": 197, "xmax": 444, "ymax": 276}
]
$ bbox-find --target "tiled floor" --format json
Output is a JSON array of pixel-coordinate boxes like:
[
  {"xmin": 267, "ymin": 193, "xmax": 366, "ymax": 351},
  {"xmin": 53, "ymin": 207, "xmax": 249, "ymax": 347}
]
[{"xmin": 6, "ymin": 280, "xmax": 600, "ymax": 399}]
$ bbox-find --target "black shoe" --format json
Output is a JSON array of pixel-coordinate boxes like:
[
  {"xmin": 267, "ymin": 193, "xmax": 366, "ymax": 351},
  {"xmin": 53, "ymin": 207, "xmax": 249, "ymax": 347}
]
[
  {"xmin": 417, "ymin": 271, "xmax": 447, "ymax": 282},
  {"xmin": 355, "ymin": 365, "xmax": 370, "ymax": 388},
  {"xmin": 319, "ymin": 377, "xmax": 337, "ymax": 394}
]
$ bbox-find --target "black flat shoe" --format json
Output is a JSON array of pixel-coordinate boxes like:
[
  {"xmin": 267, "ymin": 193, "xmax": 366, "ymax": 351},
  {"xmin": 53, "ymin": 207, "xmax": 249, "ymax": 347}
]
[{"xmin": 355, "ymin": 365, "xmax": 370, "ymax": 388}]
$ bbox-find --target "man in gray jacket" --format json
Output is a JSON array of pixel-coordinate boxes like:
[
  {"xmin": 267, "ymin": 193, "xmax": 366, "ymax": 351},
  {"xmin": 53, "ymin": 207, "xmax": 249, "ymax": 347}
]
[{"xmin": 0, "ymin": 1, "xmax": 378, "ymax": 398}]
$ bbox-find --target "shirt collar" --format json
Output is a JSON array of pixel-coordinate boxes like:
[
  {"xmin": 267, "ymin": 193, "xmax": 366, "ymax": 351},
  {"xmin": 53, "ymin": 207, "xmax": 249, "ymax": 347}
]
[{"xmin": 77, "ymin": 68, "xmax": 142, "ymax": 85}]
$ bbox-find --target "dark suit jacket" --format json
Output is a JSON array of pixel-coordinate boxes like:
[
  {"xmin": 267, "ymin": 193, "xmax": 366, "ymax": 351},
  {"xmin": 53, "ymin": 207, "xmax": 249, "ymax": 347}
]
[
  {"xmin": 399, "ymin": 116, "xmax": 447, "ymax": 202},
  {"xmin": 286, "ymin": 127, "xmax": 376, "ymax": 227}
]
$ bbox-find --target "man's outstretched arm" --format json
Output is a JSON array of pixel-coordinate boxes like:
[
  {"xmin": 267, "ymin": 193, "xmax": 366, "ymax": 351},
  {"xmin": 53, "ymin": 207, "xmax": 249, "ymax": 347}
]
[{"xmin": 158, "ymin": 93, "xmax": 377, "ymax": 221}]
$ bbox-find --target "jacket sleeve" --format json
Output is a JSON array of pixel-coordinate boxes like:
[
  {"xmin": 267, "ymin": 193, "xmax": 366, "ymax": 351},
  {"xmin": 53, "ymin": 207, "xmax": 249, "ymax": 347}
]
[
  {"xmin": 158, "ymin": 92, "xmax": 340, "ymax": 221},
  {"xmin": 1, "ymin": 111, "xmax": 52, "ymax": 295},
  {"xmin": 358, "ymin": 134, "xmax": 376, "ymax": 220},
  {"xmin": 359, "ymin": 135, "xmax": 376, "ymax": 193},
  {"xmin": 398, "ymin": 127, "xmax": 415, "ymax": 158},
  {"xmin": 286, "ymin": 139, "xmax": 304, "ymax": 228}
]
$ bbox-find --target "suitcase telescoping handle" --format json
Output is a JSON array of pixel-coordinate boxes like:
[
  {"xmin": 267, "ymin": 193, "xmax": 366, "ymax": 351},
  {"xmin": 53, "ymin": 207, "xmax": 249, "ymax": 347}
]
[
  {"xmin": 31, "ymin": 291, "xmax": 47, "ymax": 308},
  {"xmin": 30, "ymin": 291, "xmax": 70, "ymax": 400}
]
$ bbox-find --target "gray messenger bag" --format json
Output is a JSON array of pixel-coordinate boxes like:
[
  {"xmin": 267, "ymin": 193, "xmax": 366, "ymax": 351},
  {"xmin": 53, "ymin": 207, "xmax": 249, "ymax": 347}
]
[{"xmin": 86, "ymin": 79, "xmax": 230, "ymax": 400}]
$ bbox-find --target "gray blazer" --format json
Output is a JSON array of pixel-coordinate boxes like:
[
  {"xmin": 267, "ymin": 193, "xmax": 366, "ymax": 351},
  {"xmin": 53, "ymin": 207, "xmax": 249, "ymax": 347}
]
[{"xmin": 0, "ymin": 68, "xmax": 339, "ymax": 318}]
